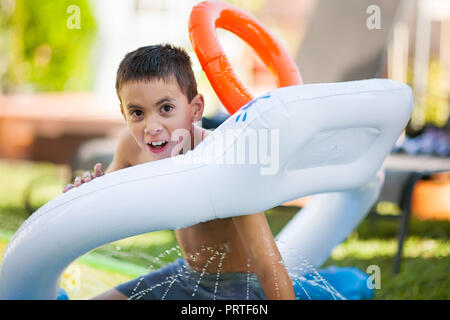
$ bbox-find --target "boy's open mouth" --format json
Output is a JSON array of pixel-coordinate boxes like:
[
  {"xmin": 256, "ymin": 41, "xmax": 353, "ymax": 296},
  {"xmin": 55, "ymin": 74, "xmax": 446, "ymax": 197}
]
[{"xmin": 147, "ymin": 140, "xmax": 169, "ymax": 154}]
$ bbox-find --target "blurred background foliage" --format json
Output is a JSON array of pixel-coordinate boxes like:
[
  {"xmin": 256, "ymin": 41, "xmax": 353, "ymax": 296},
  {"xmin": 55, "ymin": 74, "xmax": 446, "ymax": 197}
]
[
  {"xmin": 407, "ymin": 59, "xmax": 450, "ymax": 130},
  {"xmin": 422, "ymin": 60, "xmax": 449, "ymax": 128},
  {"xmin": 0, "ymin": 0, "xmax": 97, "ymax": 93}
]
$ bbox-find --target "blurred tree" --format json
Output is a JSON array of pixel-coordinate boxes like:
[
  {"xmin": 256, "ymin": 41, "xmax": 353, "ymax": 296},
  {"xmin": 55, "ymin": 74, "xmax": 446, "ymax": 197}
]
[
  {"xmin": 424, "ymin": 60, "xmax": 449, "ymax": 128},
  {"xmin": 0, "ymin": 0, "xmax": 97, "ymax": 93},
  {"xmin": 407, "ymin": 59, "xmax": 450, "ymax": 131}
]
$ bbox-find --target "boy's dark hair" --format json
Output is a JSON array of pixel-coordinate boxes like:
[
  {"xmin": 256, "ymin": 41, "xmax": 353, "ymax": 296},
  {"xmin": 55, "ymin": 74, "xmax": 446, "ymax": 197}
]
[{"xmin": 115, "ymin": 44, "xmax": 198, "ymax": 102}]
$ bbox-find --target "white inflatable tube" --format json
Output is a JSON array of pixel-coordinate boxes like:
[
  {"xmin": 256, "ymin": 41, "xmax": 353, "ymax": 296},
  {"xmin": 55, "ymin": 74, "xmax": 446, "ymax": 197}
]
[
  {"xmin": 276, "ymin": 168, "xmax": 385, "ymax": 273},
  {"xmin": 0, "ymin": 79, "xmax": 413, "ymax": 299}
]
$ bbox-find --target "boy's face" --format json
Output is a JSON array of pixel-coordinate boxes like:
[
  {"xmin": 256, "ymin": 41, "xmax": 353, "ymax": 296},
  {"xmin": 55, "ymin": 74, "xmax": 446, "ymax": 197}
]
[{"xmin": 119, "ymin": 77, "xmax": 204, "ymax": 161}]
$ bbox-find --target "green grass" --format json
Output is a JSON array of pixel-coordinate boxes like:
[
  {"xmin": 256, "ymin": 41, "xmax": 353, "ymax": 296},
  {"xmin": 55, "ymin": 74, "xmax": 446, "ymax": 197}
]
[{"xmin": 0, "ymin": 159, "xmax": 449, "ymax": 299}]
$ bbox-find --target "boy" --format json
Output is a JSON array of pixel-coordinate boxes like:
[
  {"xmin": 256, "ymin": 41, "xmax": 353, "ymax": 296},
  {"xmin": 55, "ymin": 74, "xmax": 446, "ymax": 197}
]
[{"xmin": 64, "ymin": 44, "xmax": 295, "ymax": 300}]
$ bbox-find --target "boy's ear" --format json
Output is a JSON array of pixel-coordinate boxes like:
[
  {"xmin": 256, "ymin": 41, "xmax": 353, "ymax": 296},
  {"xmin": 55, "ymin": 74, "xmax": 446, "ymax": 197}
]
[{"xmin": 190, "ymin": 94, "xmax": 204, "ymax": 122}]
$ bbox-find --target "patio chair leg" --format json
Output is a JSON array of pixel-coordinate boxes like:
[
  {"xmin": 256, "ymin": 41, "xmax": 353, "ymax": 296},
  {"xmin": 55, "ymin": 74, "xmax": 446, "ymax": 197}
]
[{"xmin": 393, "ymin": 173, "xmax": 421, "ymax": 274}]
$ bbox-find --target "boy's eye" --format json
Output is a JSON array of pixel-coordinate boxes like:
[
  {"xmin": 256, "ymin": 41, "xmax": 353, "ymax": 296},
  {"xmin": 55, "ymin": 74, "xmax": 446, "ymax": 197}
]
[
  {"xmin": 161, "ymin": 105, "xmax": 173, "ymax": 113},
  {"xmin": 131, "ymin": 110, "xmax": 143, "ymax": 117}
]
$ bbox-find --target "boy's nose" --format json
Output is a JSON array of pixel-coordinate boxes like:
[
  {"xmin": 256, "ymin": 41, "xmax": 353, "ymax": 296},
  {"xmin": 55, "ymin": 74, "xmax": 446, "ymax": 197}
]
[{"xmin": 144, "ymin": 119, "xmax": 163, "ymax": 135}]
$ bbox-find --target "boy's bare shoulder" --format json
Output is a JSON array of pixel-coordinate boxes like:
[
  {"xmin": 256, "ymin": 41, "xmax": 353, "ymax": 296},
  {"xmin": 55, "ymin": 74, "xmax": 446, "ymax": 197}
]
[
  {"xmin": 119, "ymin": 128, "xmax": 143, "ymax": 163},
  {"xmin": 203, "ymin": 128, "xmax": 212, "ymax": 138},
  {"xmin": 107, "ymin": 128, "xmax": 140, "ymax": 172},
  {"xmin": 200, "ymin": 126, "xmax": 212, "ymax": 140}
]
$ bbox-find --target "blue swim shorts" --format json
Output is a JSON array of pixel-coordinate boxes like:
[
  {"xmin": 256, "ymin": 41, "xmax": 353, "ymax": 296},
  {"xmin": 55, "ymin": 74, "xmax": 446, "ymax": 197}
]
[{"xmin": 115, "ymin": 258, "xmax": 266, "ymax": 300}]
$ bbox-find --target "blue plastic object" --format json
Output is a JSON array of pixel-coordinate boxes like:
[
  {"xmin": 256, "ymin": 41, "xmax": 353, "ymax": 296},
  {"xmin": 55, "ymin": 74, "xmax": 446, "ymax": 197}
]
[
  {"xmin": 57, "ymin": 288, "xmax": 69, "ymax": 300},
  {"xmin": 292, "ymin": 266, "xmax": 374, "ymax": 300}
]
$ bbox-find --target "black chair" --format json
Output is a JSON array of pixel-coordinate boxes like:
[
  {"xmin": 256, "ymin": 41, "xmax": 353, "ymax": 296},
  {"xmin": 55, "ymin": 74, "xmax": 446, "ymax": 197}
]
[{"xmin": 370, "ymin": 154, "xmax": 450, "ymax": 274}]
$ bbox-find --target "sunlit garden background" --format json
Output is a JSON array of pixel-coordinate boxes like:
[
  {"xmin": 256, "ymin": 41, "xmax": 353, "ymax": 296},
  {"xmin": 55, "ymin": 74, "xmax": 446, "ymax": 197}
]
[{"xmin": 0, "ymin": 0, "xmax": 449, "ymax": 300}]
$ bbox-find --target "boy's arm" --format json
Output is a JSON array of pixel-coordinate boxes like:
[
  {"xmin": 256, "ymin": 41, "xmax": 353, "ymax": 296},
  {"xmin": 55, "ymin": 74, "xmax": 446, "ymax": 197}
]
[
  {"xmin": 202, "ymin": 129, "xmax": 294, "ymax": 299},
  {"xmin": 232, "ymin": 213, "xmax": 295, "ymax": 300},
  {"xmin": 63, "ymin": 129, "xmax": 132, "ymax": 192}
]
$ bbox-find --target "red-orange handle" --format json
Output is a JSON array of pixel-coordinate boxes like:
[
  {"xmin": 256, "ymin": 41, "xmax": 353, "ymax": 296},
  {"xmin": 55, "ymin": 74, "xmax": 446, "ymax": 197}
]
[{"xmin": 189, "ymin": 1, "xmax": 302, "ymax": 114}]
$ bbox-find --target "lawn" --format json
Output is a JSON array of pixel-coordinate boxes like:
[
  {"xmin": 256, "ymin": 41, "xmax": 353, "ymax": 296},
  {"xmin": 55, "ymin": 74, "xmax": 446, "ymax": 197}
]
[{"xmin": 0, "ymin": 159, "xmax": 449, "ymax": 299}]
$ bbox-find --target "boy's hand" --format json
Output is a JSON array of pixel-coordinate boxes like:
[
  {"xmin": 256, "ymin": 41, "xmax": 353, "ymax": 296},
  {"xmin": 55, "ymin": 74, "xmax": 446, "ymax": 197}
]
[{"xmin": 63, "ymin": 163, "xmax": 105, "ymax": 193}]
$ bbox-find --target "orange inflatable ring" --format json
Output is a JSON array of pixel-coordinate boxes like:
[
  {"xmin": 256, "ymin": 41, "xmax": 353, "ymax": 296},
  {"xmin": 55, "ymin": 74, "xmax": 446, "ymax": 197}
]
[{"xmin": 189, "ymin": 0, "xmax": 302, "ymax": 114}]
